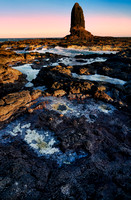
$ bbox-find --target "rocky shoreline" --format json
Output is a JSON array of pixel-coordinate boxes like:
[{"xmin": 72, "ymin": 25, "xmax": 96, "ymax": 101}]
[{"xmin": 0, "ymin": 39, "xmax": 131, "ymax": 200}]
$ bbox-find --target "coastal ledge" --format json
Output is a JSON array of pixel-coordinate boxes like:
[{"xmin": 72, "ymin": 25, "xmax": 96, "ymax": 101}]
[{"xmin": 0, "ymin": 37, "xmax": 131, "ymax": 52}]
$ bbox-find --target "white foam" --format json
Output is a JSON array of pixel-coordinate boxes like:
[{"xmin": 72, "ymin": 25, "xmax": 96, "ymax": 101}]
[
  {"xmin": 72, "ymin": 73, "xmax": 126, "ymax": 85},
  {"xmin": 32, "ymin": 46, "xmax": 117, "ymax": 57},
  {"xmin": 58, "ymin": 57, "xmax": 106, "ymax": 66},
  {"xmin": 13, "ymin": 64, "xmax": 39, "ymax": 82}
]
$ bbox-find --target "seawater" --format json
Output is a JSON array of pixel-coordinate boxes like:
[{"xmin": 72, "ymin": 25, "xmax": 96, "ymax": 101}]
[{"xmin": 72, "ymin": 73, "xmax": 126, "ymax": 85}]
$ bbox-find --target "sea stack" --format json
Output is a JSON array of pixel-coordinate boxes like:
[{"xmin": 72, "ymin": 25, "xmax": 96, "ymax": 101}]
[
  {"xmin": 66, "ymin": 2, "xmax": 93, "ymax": 40},
  {"xmin": 71, "ymin": 2, "xmax": 85, "ymax": 30}
]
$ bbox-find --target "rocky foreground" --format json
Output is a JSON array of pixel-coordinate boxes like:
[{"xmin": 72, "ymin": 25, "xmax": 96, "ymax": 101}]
[{"xmin": 0, "ymin": 40, "xmax": 131, "ymax": 200}]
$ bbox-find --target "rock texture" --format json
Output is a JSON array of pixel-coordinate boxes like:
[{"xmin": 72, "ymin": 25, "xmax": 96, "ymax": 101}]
[
  {"xmin": 65, "ymin": 3, "xmax": 93, "ymax": 40},
  {"xmin": 0, "ymin": 90, "xmax": 42, "ymax": 125},
  {"xmin": 0, "ymin": 65, "xmax": 22, "ymax": 84},
  {"xmin": 71, "ymin": 3, "xmax": 85, "ymax": 29},
  {"xmin": 0, "ymin": 102, "xmax": 130, "ymax": 200},
  {"xmin": 0, "ymin": 65, "xmax": 27, "ymax": 98},
  {"xmin": 0, "ymin": 91, "xmax": 32, "ymax": 122}
]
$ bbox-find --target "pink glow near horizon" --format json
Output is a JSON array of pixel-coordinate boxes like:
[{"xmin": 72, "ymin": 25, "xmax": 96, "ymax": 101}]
[
  {"xmin": 0, "ymin": 14, "xmax": 131, "ymax": 38},
  {"xmin": 86, "ymin": 15, "xmax": 131, "ymax": 37}
]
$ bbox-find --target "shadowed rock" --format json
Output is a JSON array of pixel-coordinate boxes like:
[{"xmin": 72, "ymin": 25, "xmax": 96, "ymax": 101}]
[
  {"xmin": 65, "ymin": 2, "xmax": 93, "ymax": 40},
  {"xmin": 71, "ymin": 3, "xmax": 85, "ymax": 30}
]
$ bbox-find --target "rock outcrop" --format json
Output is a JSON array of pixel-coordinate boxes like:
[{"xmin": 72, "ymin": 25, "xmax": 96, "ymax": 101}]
[
  {"xmin": 0, "ymin": 65, "xmax": 27, "ymax": 97},
  {"xmin": 0, "ymin": 90, "xmax": 42, "ymax": 124},
  {"xmin": 0, "ymin": 91, "xmax": 32, "ymax": 122},
  {"xmin": 65, "ymin": 2, "xmax": 93, "ymax": 40},
  {"xmin": 71, "ymin": 2, "xmax": 85, "ymax": 29},
  {"xmin": 0, "ymin": 65, "xmax": 22, "ymax": 84}
]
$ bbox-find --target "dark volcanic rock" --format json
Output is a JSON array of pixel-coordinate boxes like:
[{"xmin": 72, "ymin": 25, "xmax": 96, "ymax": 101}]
[
  {"xmin": 32, "ymin": 65, "xmax": 95, "ymax": 99},
  {"xmin": 0, "ymin": 103, "xmax": 130, "ymax": 200}
]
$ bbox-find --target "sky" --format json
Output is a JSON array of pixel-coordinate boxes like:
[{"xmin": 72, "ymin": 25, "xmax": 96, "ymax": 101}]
[{"xmin": 0, "ymin": 0, "xmax": 131, "ymax": 38}]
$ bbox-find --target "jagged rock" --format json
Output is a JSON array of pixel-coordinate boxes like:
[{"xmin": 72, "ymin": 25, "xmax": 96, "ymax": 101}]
[
  {"xmin": 0, "ymin": 65, "xmax": 22, "ymax": 84},
  {"xmin": 33, "ymin": 65, "xmax": 94, "ymax": 97},
  {"xmin": 50, "ymin": 65, "xmax": 72, "ymax": 76},
  {"xmin": 31, "ymin": 89, "xmax": 42, "ymax": 100},
  {"xmin": 53, "ymin": 89, "xmax": 66, "ymax": 97},
  {"xmin": 0, "ymin": 50, "xmax": 24, "ymax": 65},
  {"xmin": 94, "ymin": 90, "xmax": 113, "ymax": 103},
  {"xmin": 0, "ymin": 90, "xmax": 42, "ymax": 123},
  {"xmin": 0, "ymin": 65, "xmax": 27, "ymax": 97},
  {"xmin": 0, "ymin": 91, "xmax": 32, "ymax": 122}
]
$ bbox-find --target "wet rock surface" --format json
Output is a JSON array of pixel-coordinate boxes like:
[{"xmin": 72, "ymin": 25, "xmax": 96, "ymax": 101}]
[
  {"xmin": 0, "ymin": 42, "xmax": 131, "ymax": 199},
  {"xmin": 0, "ymin": 98, "xmax": 130, "ymax": 200},
  {"xmin": 32, "ymin": 49, "xmax": 130, "ymax": 110}
]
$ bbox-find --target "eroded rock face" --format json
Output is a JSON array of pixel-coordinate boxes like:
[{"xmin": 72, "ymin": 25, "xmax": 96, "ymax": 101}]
[
  {"xmin": 65, "ymin": 2, "xmax": 93, "ymax": 40},
  {"xmin": 0, "ymin": 91, "xmax": 31, "ymax": 122},
  {"xmin": 0, "ymin": 65, "xmax": 22, "ymax": 84},
  {"xmin": 0, "ymin": 50, "xmax": 24, "ymax": 65},
  {"xmin": 0, "ymin": 90, "xmax": 42, "ymax": 125},
  {"xmin": 71, "ymin": 3, "xmax": 85, "ymax": 29},
  {"xmin": 0, "ymin": 65, "xmax": 27, "ymax": 97}
]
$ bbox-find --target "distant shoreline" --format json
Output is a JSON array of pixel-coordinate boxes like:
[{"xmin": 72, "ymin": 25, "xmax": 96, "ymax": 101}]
[
  {"xmin": 0, "ymin": 36, "xmax": 131, "ymax": 43},
  {"xmin": 0, "ymin": 38, "xmax": 63, "ymax": 43}
]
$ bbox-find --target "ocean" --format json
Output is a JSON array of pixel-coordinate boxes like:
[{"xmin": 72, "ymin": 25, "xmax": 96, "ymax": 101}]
[{"xmin": 0, "ymin": 38, "xmax": 61, "ymax": 43}]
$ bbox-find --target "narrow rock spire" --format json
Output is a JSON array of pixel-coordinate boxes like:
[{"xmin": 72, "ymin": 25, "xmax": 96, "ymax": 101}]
[{"xmin": 71, "ymin": 2, "xmax": 85, "ymax": 30}]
